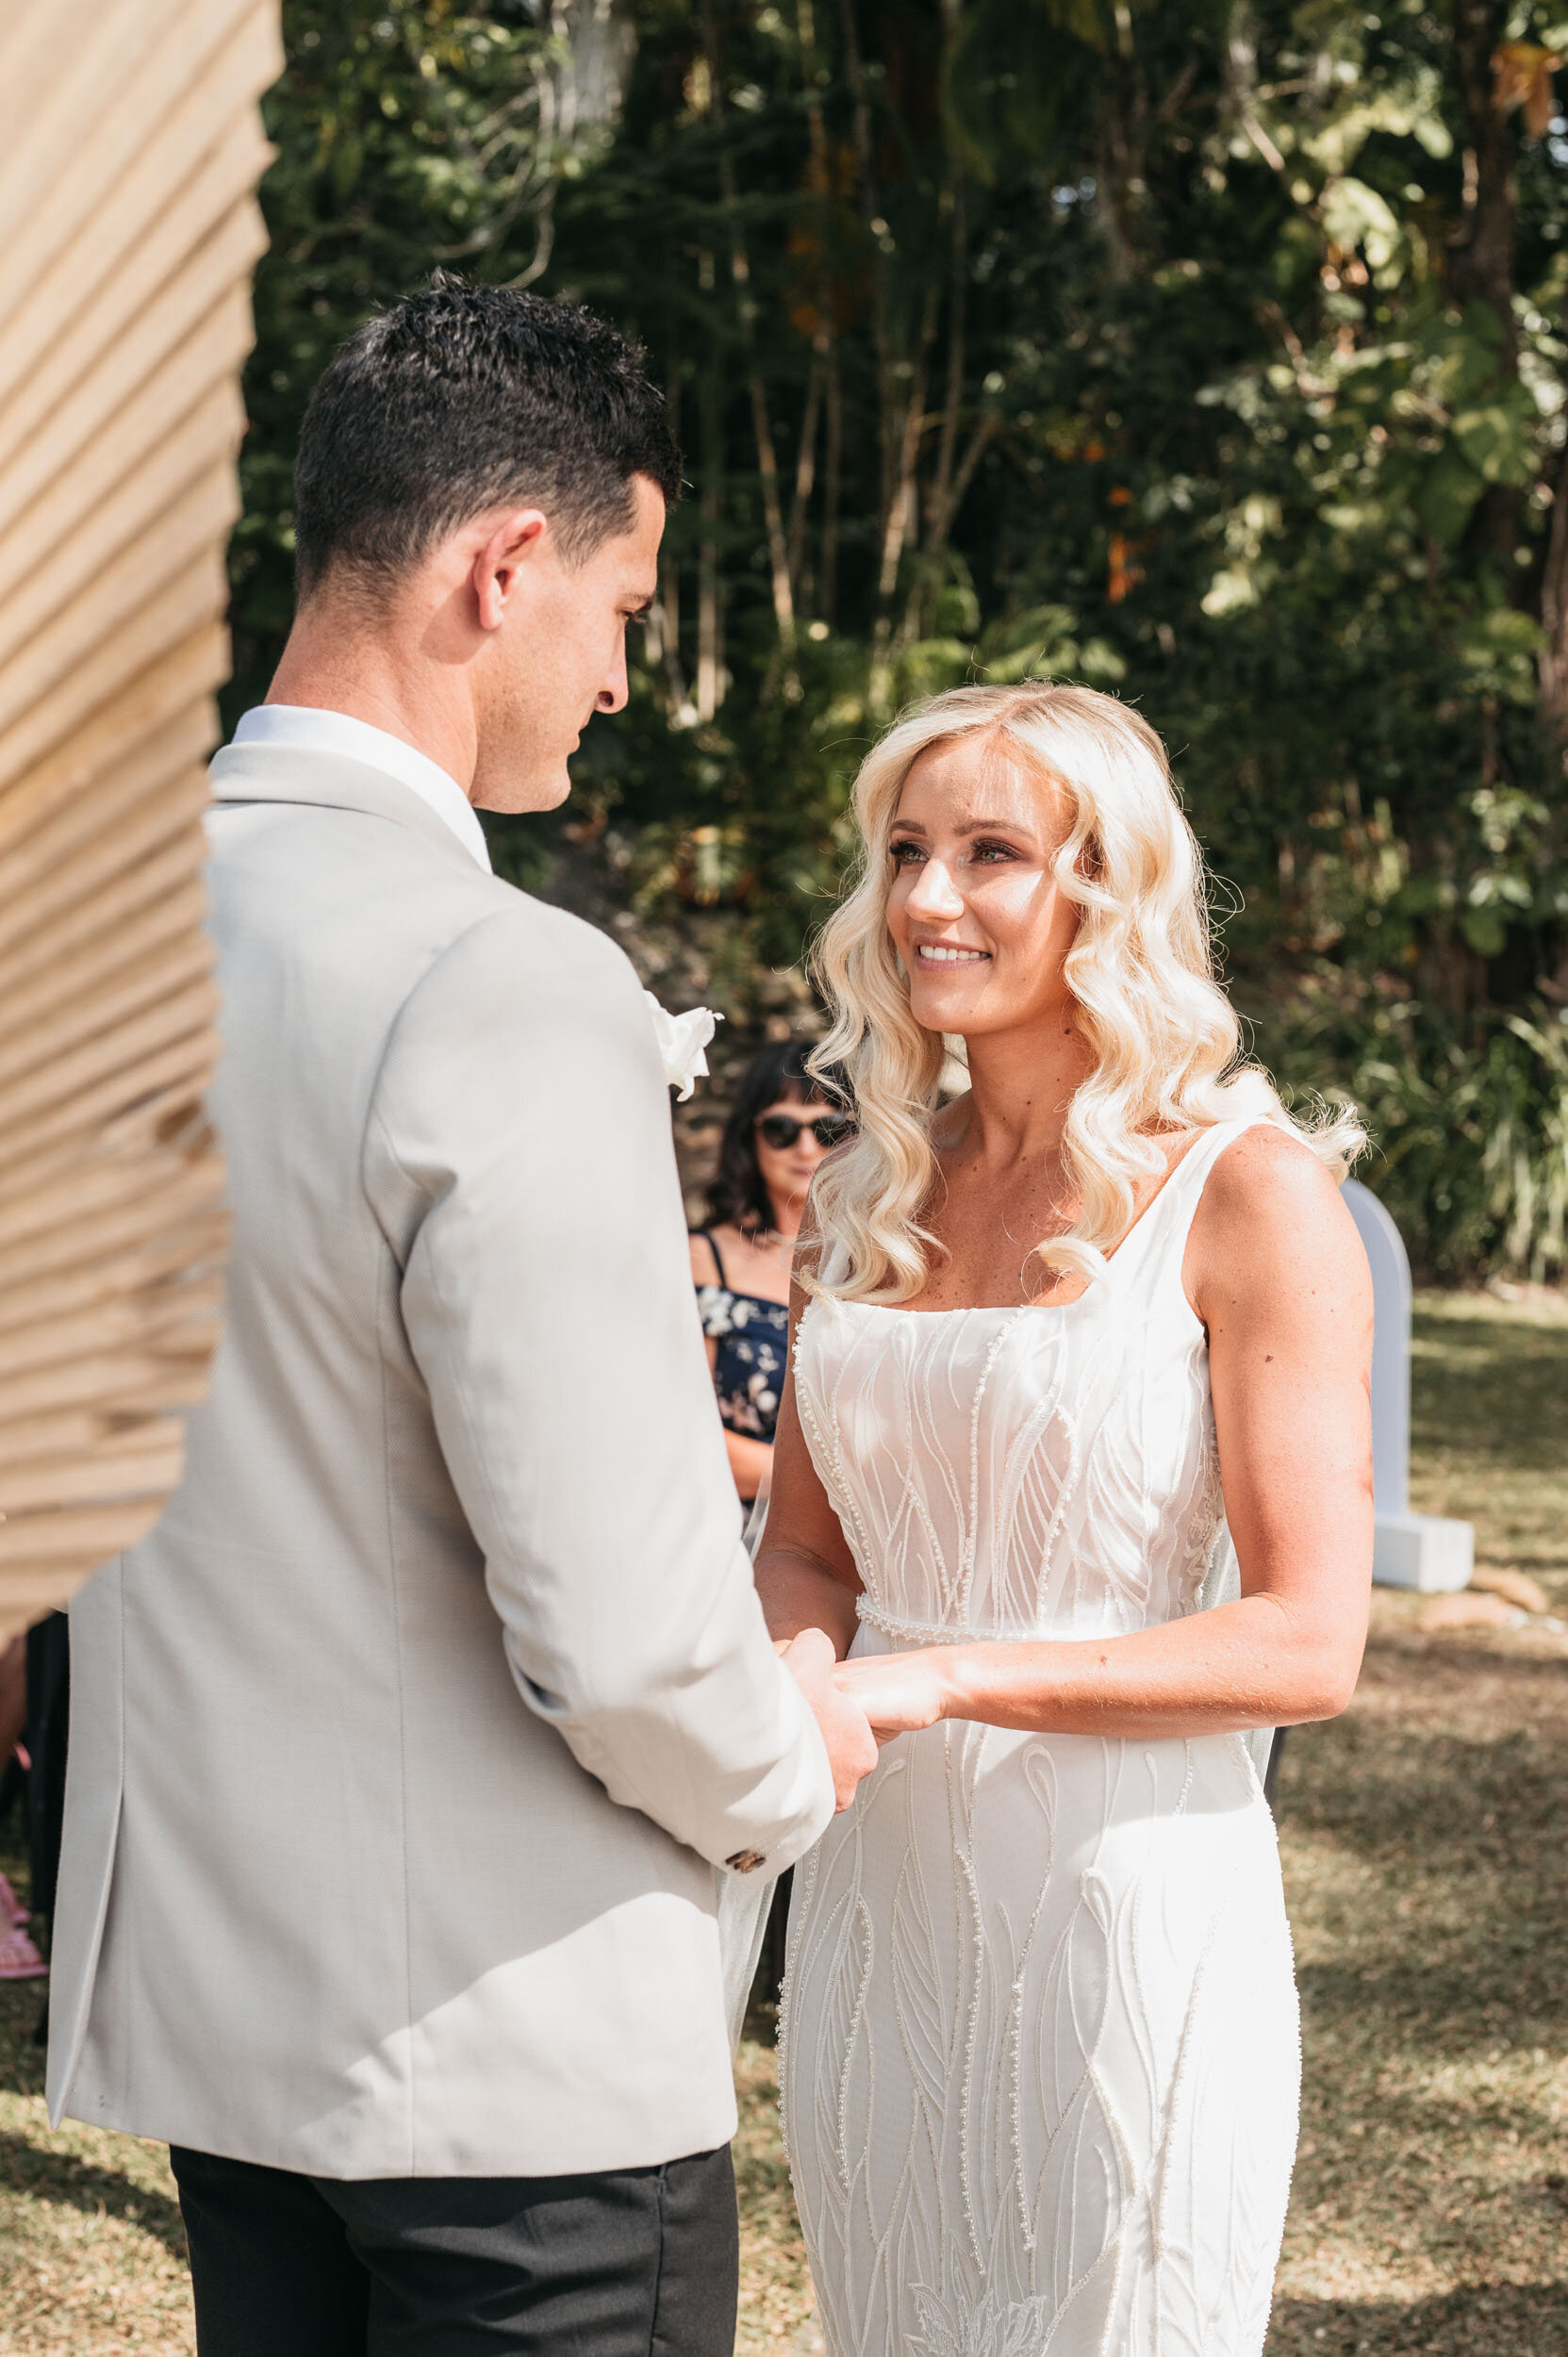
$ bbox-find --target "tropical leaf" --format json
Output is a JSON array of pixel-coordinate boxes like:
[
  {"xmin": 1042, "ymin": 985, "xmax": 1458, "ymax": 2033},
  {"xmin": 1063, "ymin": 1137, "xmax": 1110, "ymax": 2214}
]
[{"xmin": 1493, "ymin": 41, "xmax": 1560, "ymax": 140}]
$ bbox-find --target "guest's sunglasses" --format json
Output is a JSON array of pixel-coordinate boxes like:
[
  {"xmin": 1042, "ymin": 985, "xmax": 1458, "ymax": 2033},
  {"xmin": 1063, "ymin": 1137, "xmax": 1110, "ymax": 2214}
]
[{"xmin": 756, "ymin": 1113, "xmax": 856, "ymax": 1151}]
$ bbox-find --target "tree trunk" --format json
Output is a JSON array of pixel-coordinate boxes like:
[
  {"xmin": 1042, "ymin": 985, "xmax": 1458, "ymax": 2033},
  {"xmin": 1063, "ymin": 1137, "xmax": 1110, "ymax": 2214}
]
[
  {"xmin": 1539, "ymin": 444, "xmax": 1568, "ymax": 747},
  {"xmin": 924, "ymin": 172, "xmax": 966, "ymax": 559},
  {"xmin": 1095, "ymin": 0, "xmax": 1147, "ymax": 284},
  {"xmin": 701, "ymin": 0, "xmax": 797, "ymax": 670},
  {"xmin": 657, "ymin": 319, "xmax": 690, "ymax": 716},
  {"xmin": 791, "ymin": 0, "xmax": 834, "ymax": 618},
  {"xmin": 1449, "ymin": 0, "xmax": 1517, "ymax": 366},
  {"xmin": 786, "ymin": 353, "xmax": 823, "ymax": 612},
  {"xmin": 697, "ymin": 250, "xmax": 724, "ymax": 721},
  {"xmin": 869, "ymin": 268, "xmax": 940, "ymax": 703},
  {"xmin": 836, "ymin": 0, "xmax": 898, "ymax": 593},
  {"xmin": 822, "ymin": 340, "xmax": 843, "ymax": 623},
  {"xmin": 1450, "ymin": 0, "xmax": 1522, "ymax": 571}
]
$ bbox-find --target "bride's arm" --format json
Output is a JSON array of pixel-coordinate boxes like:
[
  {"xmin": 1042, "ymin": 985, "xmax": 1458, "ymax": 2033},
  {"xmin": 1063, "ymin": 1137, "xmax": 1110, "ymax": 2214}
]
[
  {"xmin": 835, "ymin": 1126, "xmax": 1375, "ymax": 1739},
  {"xmin": 752, "ymin": 1283, "xmax": 864, "ymax": 1660}
]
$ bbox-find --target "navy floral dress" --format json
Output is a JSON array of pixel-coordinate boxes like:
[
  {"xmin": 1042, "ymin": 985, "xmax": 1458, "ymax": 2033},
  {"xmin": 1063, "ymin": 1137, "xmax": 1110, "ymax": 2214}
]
[{"xmin": 694, "ymin": 1230, "xmax": 789, "ymax": 1489}]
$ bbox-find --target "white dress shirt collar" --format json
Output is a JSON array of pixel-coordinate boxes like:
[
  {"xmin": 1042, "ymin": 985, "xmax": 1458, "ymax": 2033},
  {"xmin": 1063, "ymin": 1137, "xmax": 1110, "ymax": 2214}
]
[{"xmin": 231, "ymin": 706, "xmax": 491, "ymax": 872}]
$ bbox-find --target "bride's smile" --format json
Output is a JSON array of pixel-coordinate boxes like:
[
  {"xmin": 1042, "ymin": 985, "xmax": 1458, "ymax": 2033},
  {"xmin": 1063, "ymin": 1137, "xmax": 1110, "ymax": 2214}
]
[{"xmin": 886, "ymin": 733, "xmax": 1081, "ymax": 1043}]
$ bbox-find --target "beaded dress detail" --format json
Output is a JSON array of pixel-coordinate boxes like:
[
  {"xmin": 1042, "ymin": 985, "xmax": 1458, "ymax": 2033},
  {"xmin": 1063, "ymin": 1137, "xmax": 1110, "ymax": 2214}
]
[{"xmin": 780, "ymin": 1119, "xmax": 1299, "ymax": 2357}]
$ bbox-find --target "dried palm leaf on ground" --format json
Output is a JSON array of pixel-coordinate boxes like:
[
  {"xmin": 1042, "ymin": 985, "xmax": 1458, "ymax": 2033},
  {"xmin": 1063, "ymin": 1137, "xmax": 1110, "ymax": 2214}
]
[{"xmin": 0, "ymin": 0, "xmax": 282, "ymax": 1639}]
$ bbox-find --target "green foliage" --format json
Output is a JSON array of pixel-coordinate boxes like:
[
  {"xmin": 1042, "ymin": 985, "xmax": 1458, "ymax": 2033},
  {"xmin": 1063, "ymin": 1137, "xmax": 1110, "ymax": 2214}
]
[
  {"xmin": 233, "ymin": 0, "xmax": 1568, "ymax": 1277},
  {"xmin": 1267, "ymin": 983, "xmax": 1568, "ymax": 1281},
  {"xmin": 227, "ymin": 0, "xmax": 587, "ymax": 714}
]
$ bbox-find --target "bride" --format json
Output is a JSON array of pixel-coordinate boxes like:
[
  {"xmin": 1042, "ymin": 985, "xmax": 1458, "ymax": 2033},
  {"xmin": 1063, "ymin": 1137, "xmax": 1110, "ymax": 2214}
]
[{"xmin": 753, "ymin": 682, "xmax": 1374, "ymax": 2356}]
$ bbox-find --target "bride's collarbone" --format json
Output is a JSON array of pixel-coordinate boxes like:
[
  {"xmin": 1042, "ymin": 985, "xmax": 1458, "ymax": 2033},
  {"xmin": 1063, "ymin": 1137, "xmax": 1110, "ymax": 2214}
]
[
  {"xmin": 908, "ymin": 1211, "xmax": 1081, "ymax": 1313},
  {"xmin": 899, "ymin": 1233, "xmax": 1093, "ymax": 1314},
  {"xmin": 906, "ymin": 1129, "xmax": 1201, "ymax": 1312}
]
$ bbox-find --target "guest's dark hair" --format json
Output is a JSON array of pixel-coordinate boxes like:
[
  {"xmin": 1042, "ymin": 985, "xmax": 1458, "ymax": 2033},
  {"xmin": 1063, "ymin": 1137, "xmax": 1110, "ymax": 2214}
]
[
  {"xmin": 293, "ymin": 272, "xmax": 682, "ymax": 599},
  {"xmin": 702, "ymin": 1038, "xmax": 853, "ymax": 1237}
]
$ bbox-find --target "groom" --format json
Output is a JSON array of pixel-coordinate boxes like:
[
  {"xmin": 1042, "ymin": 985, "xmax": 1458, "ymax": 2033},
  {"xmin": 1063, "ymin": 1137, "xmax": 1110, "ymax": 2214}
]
[{"xmin": 47, "ymin": 276, "xmax": 874, "ymax": 2354}]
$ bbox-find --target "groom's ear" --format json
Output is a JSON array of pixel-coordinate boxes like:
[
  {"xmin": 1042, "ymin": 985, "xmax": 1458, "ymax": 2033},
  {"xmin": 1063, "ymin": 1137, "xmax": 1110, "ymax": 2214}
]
[{"xmin": 472, "ymin": 508, "xmax": 550, "ymax": 632}]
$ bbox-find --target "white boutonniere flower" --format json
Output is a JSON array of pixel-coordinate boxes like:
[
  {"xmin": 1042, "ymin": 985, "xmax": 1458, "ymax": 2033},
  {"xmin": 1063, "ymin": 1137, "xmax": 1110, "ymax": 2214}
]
[{"xmin": 645, "ymin": 993, "xmax": 721, "ymax": 1101}]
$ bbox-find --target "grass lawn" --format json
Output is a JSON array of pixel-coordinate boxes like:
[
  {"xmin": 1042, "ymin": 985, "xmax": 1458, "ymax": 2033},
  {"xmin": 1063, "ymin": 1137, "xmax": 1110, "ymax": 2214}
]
[{"xmin": 3, "ymin": 1289, "xmax": 1565, "ymax": 2353}]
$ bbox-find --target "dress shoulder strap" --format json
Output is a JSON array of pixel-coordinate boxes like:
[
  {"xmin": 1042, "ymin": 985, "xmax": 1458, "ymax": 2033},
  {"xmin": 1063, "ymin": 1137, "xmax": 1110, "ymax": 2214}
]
[
  {"xmin": 1172, "ymin": 1114, "xmax": 1267, "ymax": 1202},
  {"xmin": 813, "ymin": 1232, "xmax": 853, "ymax": 1293},
  {"xmin": 1114, "ymin": 1116, "xmax": 1271, "ymax": 1282},
  {"xmin": 697, "ymin": 1228, "xmax": 729, "ymax": 1286}
]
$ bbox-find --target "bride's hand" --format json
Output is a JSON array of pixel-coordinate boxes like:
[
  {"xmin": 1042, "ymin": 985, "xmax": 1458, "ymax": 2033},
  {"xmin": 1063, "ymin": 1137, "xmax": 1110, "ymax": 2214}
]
[
  {"xmin": 832, "ymin": 1651, "xmax": 953, "ymax": 1742},
  {"xmin": 781, "ymin": 1628, "xmax": 880, "ymax": 1810}
]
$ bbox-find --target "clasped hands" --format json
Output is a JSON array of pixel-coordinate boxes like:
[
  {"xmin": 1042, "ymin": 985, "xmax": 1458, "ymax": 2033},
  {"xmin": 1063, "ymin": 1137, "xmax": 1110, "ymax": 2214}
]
[{"xmin": 778, "ymin": 1628, "xmax": 953, "ymax": 1812}]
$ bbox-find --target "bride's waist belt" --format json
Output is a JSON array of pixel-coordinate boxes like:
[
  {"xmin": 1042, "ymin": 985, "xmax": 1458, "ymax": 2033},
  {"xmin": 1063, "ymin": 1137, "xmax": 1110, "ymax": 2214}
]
[{"xmin": 853, "ymin": 1596, "xmax": 1148, "ymax": 1647}]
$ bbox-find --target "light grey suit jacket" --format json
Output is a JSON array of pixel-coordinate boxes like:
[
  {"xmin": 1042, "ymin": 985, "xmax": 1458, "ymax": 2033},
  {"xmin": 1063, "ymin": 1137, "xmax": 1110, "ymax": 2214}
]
[{"xmin": 47, "ymin": 740, "xmax": 833, "ymax": 2178}]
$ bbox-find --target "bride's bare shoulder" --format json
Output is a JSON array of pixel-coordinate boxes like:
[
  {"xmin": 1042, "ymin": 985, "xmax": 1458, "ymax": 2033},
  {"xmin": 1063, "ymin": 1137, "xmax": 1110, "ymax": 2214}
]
[{"xmin": 1188, "ymin": 1121, "xmax": 1366, "ymax": 1292}]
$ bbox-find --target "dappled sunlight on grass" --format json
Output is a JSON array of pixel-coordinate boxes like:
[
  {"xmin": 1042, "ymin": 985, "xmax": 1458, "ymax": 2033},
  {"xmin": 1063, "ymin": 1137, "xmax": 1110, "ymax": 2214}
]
[
  {"xmin": 1261, "ymin": 1293, "xmax": 1568, "ymax": 2353},
  {"xmin": 734, "ymin": 2036, "xmax": 817, "ymax": 2350},
  {"xmin": 0, "ymin": 1961, "xmax": 192, "ymax": 2355}
]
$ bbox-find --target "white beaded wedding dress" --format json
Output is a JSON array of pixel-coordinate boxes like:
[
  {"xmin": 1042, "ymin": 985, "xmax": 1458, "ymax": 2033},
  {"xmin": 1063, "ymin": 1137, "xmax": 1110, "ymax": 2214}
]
[{"xmin": 780, "ymin": 1119, "xmax": 1299, "ymax": 2357}]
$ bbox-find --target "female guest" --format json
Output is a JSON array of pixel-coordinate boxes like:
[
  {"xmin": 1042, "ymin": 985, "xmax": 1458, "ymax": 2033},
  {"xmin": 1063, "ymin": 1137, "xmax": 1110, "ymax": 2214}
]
[
  {"xmin": 689, "ymin": 1038, "xmax": 853, "ymax": 1509},
  {"xmin": 756, "ymin": 683, "xmax": 1374, "ymax": 2355},
  {"xmin": 0, "ymin": 1635, "xmax": 45, "ymax": 1981}
]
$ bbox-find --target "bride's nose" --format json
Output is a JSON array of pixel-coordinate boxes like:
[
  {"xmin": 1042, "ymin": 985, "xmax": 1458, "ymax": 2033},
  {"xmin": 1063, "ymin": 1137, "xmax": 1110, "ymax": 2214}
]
[{"xmin": 904, "ymin": 855, "xmax": 965, "ymax": 921}]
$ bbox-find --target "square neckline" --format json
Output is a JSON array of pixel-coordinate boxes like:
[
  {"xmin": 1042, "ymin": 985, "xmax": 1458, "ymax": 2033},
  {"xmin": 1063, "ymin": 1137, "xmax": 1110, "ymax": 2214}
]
[{"xmin": 807, "ymin": 1116, "xmax": 1262, "ymax": 1322}]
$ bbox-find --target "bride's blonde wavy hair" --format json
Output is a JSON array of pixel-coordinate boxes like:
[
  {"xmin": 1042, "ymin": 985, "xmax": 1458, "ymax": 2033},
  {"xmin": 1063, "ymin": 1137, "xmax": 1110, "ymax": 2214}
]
[{"xmin": 805, "ymin": 682, "xmax": 1363, "ymax": 1302}]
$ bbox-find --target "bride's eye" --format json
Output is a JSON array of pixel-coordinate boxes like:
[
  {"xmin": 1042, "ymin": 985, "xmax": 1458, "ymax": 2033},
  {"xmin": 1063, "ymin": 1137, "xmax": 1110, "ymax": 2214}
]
[
  {"xmin": 969, "ymin": 838, "xmax": 1018, "ymax": 864},
  {"xmin": 889, "ymin": 839, "xmax": 925, "ymax": 865}
]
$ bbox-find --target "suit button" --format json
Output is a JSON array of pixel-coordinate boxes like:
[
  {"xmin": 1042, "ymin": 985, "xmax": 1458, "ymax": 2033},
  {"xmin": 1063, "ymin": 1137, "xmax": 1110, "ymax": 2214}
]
[{"xmin": 726, "ymin": 1849, "xmax": 767, "ymax": 1874}]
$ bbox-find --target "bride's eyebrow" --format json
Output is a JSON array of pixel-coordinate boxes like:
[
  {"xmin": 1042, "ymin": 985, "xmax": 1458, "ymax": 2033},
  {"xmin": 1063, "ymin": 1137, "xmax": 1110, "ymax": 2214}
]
[
  {"xmin": 889, "ymin": 811, "xmax": 1036, "ymax": 833},
  {"xmin": 888, "ymin": 816, "xmax": 1035, "ymax": 841}
]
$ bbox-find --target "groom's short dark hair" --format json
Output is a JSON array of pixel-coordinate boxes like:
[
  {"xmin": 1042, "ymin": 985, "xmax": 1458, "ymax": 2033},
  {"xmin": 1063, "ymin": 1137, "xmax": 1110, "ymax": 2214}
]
[{"xmin": 292, "ymin": 272, "xmax": 682, "ymax": 600}]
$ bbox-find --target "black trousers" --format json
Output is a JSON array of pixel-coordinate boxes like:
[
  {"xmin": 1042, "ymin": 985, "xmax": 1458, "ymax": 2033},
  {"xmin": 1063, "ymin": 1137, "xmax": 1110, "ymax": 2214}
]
[{"xmin": 170, "ymin": 2141, "xmax": 738, "ymax": 2357}]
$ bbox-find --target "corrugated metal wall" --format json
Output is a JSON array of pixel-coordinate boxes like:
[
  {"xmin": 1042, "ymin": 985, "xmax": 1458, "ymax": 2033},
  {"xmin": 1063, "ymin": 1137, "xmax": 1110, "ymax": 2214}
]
[{"xmin": 0, "ymin": 0, "xmax": 281, "ymax": 1633}]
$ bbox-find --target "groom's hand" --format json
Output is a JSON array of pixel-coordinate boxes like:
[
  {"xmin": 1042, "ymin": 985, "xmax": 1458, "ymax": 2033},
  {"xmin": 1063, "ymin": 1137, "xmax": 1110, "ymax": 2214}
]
[{"xmin": 780, "ymin": 1627, "xmax": 879, "ymax": 1812}]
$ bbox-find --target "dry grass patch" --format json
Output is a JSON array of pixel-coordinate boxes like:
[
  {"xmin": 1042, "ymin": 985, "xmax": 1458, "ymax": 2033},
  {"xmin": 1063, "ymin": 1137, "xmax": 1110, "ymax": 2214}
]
[
  {"xmin": 734, "ymin": 2037, "xmax": 817, "ymax": 2350},
  {"xmin": 1260, "ymin": 1290, "xmax": 1568, "ymax": 2353},
  {"xmin": 0, "ymin": 1968, "xmax": 191, "ymax": 2355}
]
